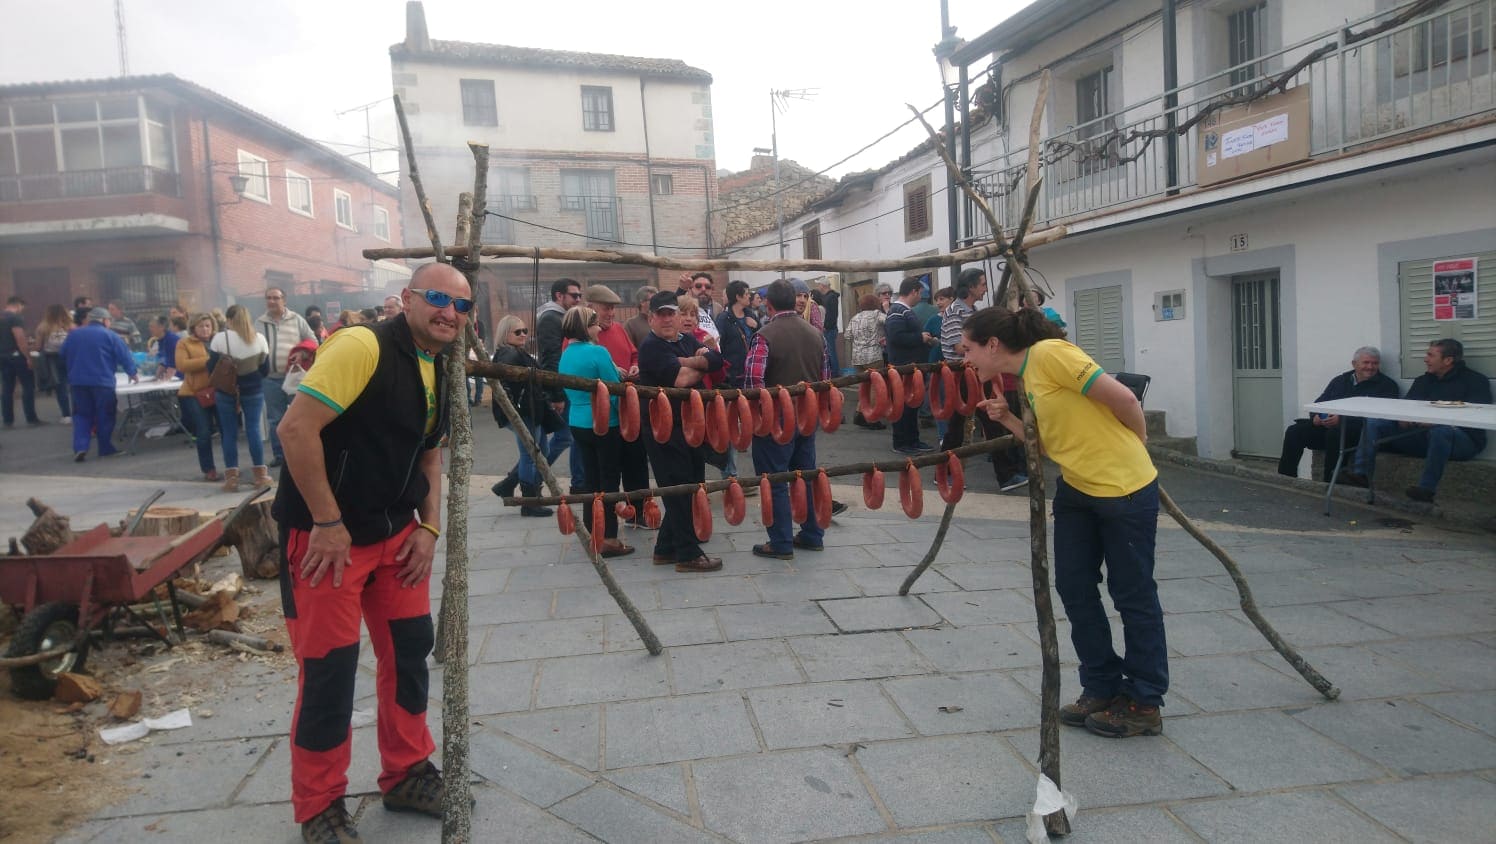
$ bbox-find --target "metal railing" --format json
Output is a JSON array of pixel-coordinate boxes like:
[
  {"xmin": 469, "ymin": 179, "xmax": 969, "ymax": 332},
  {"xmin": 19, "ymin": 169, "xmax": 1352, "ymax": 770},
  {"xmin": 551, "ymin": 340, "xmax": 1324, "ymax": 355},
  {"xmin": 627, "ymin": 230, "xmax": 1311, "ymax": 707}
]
[
  {"xmin": 557, "ymin": 194, "xmax": 622, "ymax": 244},
  {"xmin": 497, "ymin": 194, "xmax": 537, "ymax": 212},
  {"xmin": 0, "ymin": 165, "xmax": 180, "ymax": 202},
  {"xmin": 962, "ymin": 0, "xmax": 1494, "ymax": 241}
]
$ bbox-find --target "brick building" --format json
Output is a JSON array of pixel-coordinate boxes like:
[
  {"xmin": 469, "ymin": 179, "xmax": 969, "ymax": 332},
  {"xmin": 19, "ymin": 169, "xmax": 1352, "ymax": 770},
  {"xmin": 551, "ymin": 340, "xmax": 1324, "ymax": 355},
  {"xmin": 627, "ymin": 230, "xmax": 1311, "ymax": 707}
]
[
  {"xmin": 391, "ymin": 2, "xmax": 717, "ymax": 327},
  {"xmin": 0, "ymin": 75, "xmax": 403, "ymax": 324}
]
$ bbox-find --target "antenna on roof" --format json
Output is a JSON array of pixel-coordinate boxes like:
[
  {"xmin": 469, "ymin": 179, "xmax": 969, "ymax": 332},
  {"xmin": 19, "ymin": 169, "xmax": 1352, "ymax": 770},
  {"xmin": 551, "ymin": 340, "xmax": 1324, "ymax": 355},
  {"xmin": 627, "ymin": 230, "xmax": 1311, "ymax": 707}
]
[{"xmin": 115, "ymin": 0, "xmax": 129, "ymax": 76}]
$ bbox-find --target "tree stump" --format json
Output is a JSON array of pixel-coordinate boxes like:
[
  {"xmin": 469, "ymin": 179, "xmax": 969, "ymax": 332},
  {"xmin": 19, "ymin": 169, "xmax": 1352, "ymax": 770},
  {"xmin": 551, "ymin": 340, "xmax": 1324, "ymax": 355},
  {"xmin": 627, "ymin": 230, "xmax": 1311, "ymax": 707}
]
[
  {"xmin": 128, "ymin": 506, "xmax": 205, "ymax": 538},
  {"xmin": 218, "ymin": 498, "xmax": 279, "ymax": 579},
  {"xmin": 21, "ymin": 498, "xmax": 75, "ymax": 556}
]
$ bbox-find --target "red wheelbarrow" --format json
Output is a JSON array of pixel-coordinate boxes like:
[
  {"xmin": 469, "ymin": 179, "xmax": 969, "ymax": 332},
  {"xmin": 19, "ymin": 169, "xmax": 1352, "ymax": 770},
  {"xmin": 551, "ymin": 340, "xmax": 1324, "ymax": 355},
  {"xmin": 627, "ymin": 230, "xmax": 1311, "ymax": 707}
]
[{"xmin": 0, "ymin": 489, "xmax": 268, "ymax": 700}]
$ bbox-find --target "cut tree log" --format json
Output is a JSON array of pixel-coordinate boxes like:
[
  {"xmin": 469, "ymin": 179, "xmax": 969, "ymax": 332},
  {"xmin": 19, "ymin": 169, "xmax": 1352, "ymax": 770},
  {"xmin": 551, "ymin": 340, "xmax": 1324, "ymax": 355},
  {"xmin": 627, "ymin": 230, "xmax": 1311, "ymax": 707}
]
[
  {"xmin": 218, "ymin": 498, "xmax": 279, "ymax": 579},
  {"xmin": 21, "ymin": 498, "xmax": 74, "ymax": 556},
  {"xmin": 128, "ymin": 506, "xmax": 205, "ymax": 539}
]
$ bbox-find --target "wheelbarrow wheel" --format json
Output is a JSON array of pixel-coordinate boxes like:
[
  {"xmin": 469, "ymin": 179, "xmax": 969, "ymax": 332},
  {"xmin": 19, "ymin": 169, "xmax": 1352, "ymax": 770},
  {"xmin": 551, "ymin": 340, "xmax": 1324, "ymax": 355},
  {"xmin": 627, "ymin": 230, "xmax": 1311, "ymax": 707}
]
[{"xmin": 6, "ymin": 602, "xmax": 89, "ymax": 700}]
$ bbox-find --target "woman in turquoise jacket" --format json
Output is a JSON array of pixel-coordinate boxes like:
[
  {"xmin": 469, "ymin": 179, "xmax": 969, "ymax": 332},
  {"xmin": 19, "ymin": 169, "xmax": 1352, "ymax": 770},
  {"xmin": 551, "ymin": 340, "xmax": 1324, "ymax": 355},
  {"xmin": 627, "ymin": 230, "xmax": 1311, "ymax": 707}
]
[{"xmin": 559, "ymin": 306, "xmax": 631, "ymax": 557}]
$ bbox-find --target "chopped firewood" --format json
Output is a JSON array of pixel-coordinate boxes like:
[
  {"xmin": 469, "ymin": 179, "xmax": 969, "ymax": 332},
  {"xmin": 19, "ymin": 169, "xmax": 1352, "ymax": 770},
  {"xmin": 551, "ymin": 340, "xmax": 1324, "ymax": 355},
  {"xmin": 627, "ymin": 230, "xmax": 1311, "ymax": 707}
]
[
  {"xmin": 107, "ymin": 690, "xmax": 143, "ymax": 720},
  {"xmin": 53, "ymin": 673, "xmax": 102, "ymax": 703},
  {"xmin": 181, "ymin": 591, "xmax": 240, "ymax": 631}
]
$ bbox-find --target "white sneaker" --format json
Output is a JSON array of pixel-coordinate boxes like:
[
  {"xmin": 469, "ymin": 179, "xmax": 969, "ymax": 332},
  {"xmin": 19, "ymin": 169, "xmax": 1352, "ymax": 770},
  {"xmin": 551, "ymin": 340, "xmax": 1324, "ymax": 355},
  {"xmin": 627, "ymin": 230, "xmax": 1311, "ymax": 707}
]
[{"xmin": 60, "ymin": 416, "xmax": 71, "ymax": 423}]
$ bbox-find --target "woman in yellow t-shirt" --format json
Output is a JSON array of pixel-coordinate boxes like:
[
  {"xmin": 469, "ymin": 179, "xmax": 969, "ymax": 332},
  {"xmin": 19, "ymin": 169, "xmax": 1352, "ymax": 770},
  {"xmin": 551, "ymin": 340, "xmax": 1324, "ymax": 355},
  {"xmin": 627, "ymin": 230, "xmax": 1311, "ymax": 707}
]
[{"xmin": 962, "ymin": 306, "xmax": 1167, "ymax": 739}]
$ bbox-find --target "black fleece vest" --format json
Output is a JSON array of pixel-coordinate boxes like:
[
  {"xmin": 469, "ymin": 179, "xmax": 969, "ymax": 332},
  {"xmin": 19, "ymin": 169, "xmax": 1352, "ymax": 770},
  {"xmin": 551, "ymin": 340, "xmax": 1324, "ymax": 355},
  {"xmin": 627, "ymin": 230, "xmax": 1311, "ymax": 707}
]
[{"xmin": 273, "ymin": 316, "xmax": 449, "ymax": 545}]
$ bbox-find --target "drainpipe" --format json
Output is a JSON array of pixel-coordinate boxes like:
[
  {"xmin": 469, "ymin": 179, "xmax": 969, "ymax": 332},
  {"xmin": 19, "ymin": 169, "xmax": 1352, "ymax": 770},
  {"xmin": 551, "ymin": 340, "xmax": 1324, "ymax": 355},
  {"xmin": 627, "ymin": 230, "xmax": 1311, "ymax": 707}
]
[
  {"xmin": 1163, "ymin": 0, "xmax": 1180, "ymax": 195},
  {"xmin": 639, "ymin": 77, "xmax": 660, "ymax": 255},
  {"xmin": 958, "ymin": 62, "xmax": 972, "ymax": 249},
  {"xmin": 201, "ymin": 115, "xmax": 228, "ymax": 306}
]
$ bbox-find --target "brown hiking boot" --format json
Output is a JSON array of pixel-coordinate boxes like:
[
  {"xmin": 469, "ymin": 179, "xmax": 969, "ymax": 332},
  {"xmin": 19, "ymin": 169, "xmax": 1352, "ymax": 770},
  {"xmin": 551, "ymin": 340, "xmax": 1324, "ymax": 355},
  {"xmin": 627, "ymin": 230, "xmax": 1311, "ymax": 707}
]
[
  {"xmin": 302, "ymin": 797, "xmax": 359, "ymax": 843},
  {"xmin": 1058, "ymin": 693, "xmax": 1115, "ymax": 728},
  {"xmin": 675, "ymin": 555, "xmax": 723, "ymax": 573},
  {"xmin": 1085, "ymin": 695, "xmax": 1162, "ymax": 738},
  {"xmin": 382, "ymin": 760, "xmax": 447, "ymax": 818}
]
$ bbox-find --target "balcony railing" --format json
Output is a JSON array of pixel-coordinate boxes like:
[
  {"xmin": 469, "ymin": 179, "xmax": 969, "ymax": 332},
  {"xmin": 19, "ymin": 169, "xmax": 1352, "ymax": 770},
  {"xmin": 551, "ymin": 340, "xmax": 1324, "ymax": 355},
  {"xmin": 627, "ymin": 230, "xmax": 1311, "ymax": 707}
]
[
  {"xmin": 558, "ymin": 195, "xmax": 621, "ymax": 244},
  {"xmin": 497, "ymin": 194, "xmax": 537, "ymax": 212},
  {"xmin": 0, "ymin": 166, "xmax": 181, "ymax": 203},
  {"xmin": 962, "ymin": 0, "xmax": 1494, "ymax": 242}
]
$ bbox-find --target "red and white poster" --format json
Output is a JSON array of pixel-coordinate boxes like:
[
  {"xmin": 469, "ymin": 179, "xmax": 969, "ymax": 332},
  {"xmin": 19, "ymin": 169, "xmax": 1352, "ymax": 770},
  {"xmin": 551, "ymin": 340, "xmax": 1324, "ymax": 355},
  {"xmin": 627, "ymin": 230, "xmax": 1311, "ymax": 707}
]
[{"xmin": 1432, "ymin": 258, "xmax": 1478, "ymax": 321}]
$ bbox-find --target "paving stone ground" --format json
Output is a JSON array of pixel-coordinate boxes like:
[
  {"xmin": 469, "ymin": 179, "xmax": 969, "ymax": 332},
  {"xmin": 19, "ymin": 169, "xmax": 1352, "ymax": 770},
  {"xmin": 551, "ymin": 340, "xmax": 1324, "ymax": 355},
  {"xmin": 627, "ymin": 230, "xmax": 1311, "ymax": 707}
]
[{"xmin": 8, "ymin": 443, "xmax": 1494, "ymax": 843}]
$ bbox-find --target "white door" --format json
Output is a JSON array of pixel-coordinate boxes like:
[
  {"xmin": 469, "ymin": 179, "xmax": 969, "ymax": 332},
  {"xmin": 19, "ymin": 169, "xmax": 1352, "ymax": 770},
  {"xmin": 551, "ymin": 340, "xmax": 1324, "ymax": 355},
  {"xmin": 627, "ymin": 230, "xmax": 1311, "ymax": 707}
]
[{"xmin": 1231, "ymin": 273, "xmax": 1283, "ymax": 458}]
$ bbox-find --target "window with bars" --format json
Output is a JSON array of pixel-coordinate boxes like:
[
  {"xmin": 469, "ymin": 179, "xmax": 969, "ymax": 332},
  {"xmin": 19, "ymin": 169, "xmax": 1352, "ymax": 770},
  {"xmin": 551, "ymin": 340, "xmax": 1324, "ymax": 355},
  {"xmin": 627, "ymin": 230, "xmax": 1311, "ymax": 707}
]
[
  {"xmin": 1228, "ymin": 3, "xmax": 1268, "ymax": 93},
  {"xmin": 101, "ymin": 263, "xmax": 177, "ymax": 315},
  {"xmin": 802, "ymin": 220, "xmax": 822, "ymax": 260},
  {"xmin": 285, "ymin": 170, "xmax": 312, "ymax": 217},
  {"xmin": 494, "ymin": 167, "xmax": 535, "ymax": 210},
  {"xmin": 1075, "ymin": 66, "xmax": 1118, "ymax": 174},
  {"xmin": 1399, "ymin": 251, "xmax": 1496, "ymax": 375},
  {"xmin": 581, "ymin": 86, "xmax": 614, "ymax": 132},
  {"xmin": 903, "ymin": 175, "xmax": 931, "ymax": 241},
  {"xmin": 460, "ymin": 79, "xmax": 498, "ymax": 127}
]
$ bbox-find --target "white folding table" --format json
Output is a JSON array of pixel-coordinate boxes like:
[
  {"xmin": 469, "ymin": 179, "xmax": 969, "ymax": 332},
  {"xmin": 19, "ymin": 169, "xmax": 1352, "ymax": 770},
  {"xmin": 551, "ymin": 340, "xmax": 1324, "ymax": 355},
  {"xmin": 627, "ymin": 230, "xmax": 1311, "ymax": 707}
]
[
  {"xmin": 114, "ymin": 373, "xmax": 187, "ymax": 452},
  {"xmin": 1304, "ymin": 395, "xmax": 1496, "ymax": 513}
]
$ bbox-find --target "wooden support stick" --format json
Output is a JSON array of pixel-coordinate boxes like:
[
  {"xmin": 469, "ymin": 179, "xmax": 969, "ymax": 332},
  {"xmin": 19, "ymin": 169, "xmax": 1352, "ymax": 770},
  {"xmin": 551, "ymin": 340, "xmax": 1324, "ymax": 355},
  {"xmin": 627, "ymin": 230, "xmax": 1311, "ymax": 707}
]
[
  {"xmin": 508, "ymin": 437, "xmax": 1013, "ymax": 508},
  {"xmin": 362, "ymin": 227, "xmax": 1066, "ymax": 269},
  {"xmin": 1159, "ymin": 487, "xmax": 1339, "ymax": 700},
  {"xmin": 393, "ymin": 95, "xmax": 447, "ymax": 266},
  {"xmin": 205, "ymin": 629, "xmax": 283, "ymax": 653}
]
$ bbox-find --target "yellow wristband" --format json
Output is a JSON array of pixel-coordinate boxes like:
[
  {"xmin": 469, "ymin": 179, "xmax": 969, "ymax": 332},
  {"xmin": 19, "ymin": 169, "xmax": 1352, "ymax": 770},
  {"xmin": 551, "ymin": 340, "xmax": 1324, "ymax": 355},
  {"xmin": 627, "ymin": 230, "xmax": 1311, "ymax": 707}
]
[{"xmin": 417, "ymin": 522, "xmax": 440, "ymax": 539}]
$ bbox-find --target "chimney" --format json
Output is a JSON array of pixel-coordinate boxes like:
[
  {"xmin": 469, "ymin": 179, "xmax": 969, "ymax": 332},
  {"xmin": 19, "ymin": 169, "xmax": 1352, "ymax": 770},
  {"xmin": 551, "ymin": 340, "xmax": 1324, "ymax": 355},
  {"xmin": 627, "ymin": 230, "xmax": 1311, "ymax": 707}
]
[{"xmin": 405, "ymin": 1, "xmax": 431, "ymax": 52}]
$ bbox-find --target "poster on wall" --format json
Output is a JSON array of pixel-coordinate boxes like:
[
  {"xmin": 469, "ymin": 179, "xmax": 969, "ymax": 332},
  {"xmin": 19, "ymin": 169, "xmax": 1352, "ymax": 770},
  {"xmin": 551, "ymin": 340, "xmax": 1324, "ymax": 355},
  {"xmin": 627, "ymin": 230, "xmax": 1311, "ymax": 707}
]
[{"xmin": 1432, "ymin": 258, "xmax": 1478, "ymax": 321}]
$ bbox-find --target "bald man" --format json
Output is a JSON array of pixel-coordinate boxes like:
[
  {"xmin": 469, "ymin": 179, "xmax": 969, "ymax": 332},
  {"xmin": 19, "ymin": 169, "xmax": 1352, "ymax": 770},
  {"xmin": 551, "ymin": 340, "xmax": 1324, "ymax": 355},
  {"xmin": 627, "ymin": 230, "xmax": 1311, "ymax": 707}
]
[{"xmin": 273, "ymin": 262, "xmax": 469, "ymax": 839}]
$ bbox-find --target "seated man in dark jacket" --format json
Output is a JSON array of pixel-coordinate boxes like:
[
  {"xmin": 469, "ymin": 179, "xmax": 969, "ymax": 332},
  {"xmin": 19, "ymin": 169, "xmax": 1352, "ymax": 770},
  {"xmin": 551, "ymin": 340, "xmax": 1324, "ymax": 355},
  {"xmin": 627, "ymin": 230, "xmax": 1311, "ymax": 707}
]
[
  {"xmin": 1348, "ymin": 339, "xmax": 1491, "ymax": 502},
  {"xmin": 1278, "ymin": 346, "xmax": 1399, "ymax": 481}
]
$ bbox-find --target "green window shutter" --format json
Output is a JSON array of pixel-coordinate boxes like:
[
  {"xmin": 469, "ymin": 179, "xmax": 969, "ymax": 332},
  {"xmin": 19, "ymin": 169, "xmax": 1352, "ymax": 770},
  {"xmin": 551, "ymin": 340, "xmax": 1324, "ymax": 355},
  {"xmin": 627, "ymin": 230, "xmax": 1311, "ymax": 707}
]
[
  {"xmin": 1399, "ymin": 250, "xmax": 1496, "ymax": 375},
  {"xmin": 1073, "ymin": 288, "xmax": 1100, "ymax": 362},
  {"xmin": 1098, "ymin": 285, "xmax": 1125, "ymax": 372}
]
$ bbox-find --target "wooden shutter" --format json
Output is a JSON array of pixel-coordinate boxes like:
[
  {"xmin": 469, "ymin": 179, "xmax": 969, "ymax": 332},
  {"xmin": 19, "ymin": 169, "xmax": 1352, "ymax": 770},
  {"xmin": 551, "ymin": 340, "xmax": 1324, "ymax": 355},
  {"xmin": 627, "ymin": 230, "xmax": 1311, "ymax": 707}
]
[
  {"xmin": 1399, "ymin": 250, "xmax": 1496, "ymax": 375},
  {"xmin": 1072, "ymin": 285, "xmax": 1125, "ymax": 373},
  {"xmin": 904, "ymin": 178, "xmax": 931, "ymax": 240}
]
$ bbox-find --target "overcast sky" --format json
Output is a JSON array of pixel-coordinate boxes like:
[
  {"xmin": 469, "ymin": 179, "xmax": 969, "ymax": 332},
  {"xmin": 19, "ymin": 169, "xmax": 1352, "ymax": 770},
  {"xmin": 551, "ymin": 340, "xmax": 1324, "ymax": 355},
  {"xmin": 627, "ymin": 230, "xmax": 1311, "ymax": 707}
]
[{"xmin": 0, "ymin": 0, "xmax": 1031, "ymax": 182}]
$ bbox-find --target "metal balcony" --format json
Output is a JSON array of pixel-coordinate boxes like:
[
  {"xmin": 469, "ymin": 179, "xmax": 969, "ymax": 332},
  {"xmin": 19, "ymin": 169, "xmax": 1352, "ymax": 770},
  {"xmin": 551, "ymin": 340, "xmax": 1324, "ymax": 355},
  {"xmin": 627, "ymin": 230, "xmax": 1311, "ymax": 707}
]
[
  {"xmin": 962, "ymin": 0, "xmax": 1494, "ymax": 242},
  {"xmin": 557, "ymin": 194, "xmax": 621, "ymax": 244},
  {"xmin": 0, "ymin": 166, "xmax": 181, "ymax": 202}
]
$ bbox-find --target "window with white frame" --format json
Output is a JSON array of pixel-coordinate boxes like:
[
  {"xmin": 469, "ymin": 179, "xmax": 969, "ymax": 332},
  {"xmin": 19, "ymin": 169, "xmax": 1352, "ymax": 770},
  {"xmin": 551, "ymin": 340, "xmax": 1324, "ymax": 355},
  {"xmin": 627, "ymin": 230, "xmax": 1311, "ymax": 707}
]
[
  {"xmin": 333, "ymin": 188, "xmax": 354, "ymax": 230},
  {"xmin": 285, "ymin": 169, "xmax": 312, "ymax": 217},
  {"xmin": 237, "ymin": 149, "xmax": 270, "ymax": 203},
  {"xmin": 373, "ymin": 205, "xmax": 390, "ymax": 241},
  {"xmin": 651, "ymin": 174, "xmax": 673, "ymax": 195}
]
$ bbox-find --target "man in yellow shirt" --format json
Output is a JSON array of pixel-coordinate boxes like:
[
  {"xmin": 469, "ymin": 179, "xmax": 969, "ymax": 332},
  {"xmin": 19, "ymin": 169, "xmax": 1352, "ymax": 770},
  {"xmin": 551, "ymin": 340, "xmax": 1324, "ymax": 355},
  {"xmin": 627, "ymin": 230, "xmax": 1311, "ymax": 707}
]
[{"xmin": 273, "ymin": 263, "xmax": 468, "ymax": 841}]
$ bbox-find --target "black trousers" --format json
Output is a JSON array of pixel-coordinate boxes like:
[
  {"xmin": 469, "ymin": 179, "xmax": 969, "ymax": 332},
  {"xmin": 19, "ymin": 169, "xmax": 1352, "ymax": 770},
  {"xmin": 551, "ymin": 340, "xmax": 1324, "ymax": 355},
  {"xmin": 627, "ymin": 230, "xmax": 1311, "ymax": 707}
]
[
  {"xmin": 1278, "ymin": 418, "xmax": 1363, "ymax": 481},
  {"xmin": 571, "ymin": 426, "xmax": 623, "ymax": 539},
  {"xmin": 939, "ymin": 388, "xmax": 1027, "ymax": 483},
  {"xmin": 620, "ymin": 435, "xmax": 651, "ymax": 503},
  {"xmin": 891, "ymin": 404, "xmax": 920, "ymax": 449},
  {"xmin": 643, "ymin": 417, "xmax": 706, "ymax": 562}
]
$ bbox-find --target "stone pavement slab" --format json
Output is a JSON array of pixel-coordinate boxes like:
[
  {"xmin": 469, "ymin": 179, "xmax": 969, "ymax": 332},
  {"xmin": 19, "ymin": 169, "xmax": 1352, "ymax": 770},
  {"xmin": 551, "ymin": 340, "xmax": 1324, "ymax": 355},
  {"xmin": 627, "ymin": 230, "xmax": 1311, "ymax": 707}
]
[
  {"xmin": 1006, "ymin": 727, "xmax": 1231, "ymax": 809},
  {"xmin": 605, "ymin": 763, "xmax": 692, "ymax": 816},
  {"xmin": 536, "ymin": 651, "xmax": 670, "ymax": 707},
  {"xmin": 991, "ymin": 806, "xmax": 1197, "ymax": 844},
  {"xmin": 605, "ymin": 692, "xmax": 760, "ymax": 767},
  {"xmin": 1165, "ymin": 654, "xmax": 1327, "ymax": 712},
  {"xmin": 921, "ymin": 589, "xmax": 1034, "ymax": 626},
  {"xmin": 551, "ymin": 783, "xmax": 719, "ymax": 843},
  {"xmin": 96, "ymin": 738, "xmax": 269, "ymax": 818},
  {"xmin": 1336, "ymin": 776, "xmax": 1496, "ymax": 842},
  {"xmin": 1170, "ymin": 791, "xmax": 1401, "ymax": 844},
  {"xmin": 1292, "ymin": 698, "xmax": 1496, "ymax": 776},
  {"xmin": 1165, "ymin": 711, "xmax": 1386, "ymax": 791},
  {"xmin": 751, "ymin": 569, "xmax": 860, "ymax": 603},
  {"xmin": 789, "ymin": 631, "xmax": 932, "ymax": 682},
  {"xmin": 933, "ymin": 561, "xmax": 1034, "ymax": 591},
  {"xmin": 1251, "ymin": 644, "xmax": 1451, "ymax": 700},
  {"xmin": 466, "ymin": 730, "xmax": 593, "ymax": 808},
  {"xmin": 880, "ymin": 672, "xmax": 1038, "ymax": 736},
  {"xmin": 490, "ymin": 705, "xmax": 602, "ymax": 771},
  {"xmin": 1365, "ymin": 635, "xmax": 1496, "ymax": 690},
  {"xmin": 716, "ymin": 600, "xmax": 838, "ymax": 640},
  {"xmin": 479, "ymin": 617, "xmax": 606, "ymax": 661},
  {"xmin": 465, "ymin": 659, "xmax": 539, "ymax": 716},
  {"xmin": 843, "ymin": 566, "xmax": 960, "ymax": 596},
  {"xmin": 606, "ymin": 607, "xmax": 724, "ymax": 651},
  {"xmin": 669, "ymin": 639, "xmax": 805, "ymax": 694},
  {"xmin": 818, "ymin": 596, "xmax": 944, "ymax": 632},
  {"xmin": 856, "ymin": 734, "xmax": 1033, "ymax": 827},
  {"xmin": 1417, "ymin": 690, "xmax": 1496, "ymax": 735},
  {"xmin": 691, "ymin": 748, "xmax": 888, "ymax": 843},
  {"xmin": 747, "ymin": 681, "xmax": 916, "ymax": 750},
  {"xmin": 1222, "ymin": 603, "xmax": 1396, "ymax": 648},
  {"xmin": 903, "ymin": 624, "xmax": 1042, "ymax": 672}
]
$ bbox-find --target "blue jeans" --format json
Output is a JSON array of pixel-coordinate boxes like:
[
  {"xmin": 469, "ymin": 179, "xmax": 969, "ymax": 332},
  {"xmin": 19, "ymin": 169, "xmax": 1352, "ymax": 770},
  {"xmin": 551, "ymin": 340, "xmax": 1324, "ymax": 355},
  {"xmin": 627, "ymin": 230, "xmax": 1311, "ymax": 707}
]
[
  {"xmin": 178, "ymin": 396, "xmax": 218, "ymax": 474},
  {"xmin": 559, "ymin": 399, "xmax": 585, "ymax": 489},
  {"xmin": 1053, "ymin": 477, "xmax": 1168, "ymax": 707},
  {"xmin": 216, "ymin": 389, "xmax": 265, "ymax": 470},
  {"xmin": 513, "ymin": 422, "xmax": 569, "ymax": 487},
  {"xmin": 751, "ymin": 431, "xmax": 823, "ymax": 553},
  {"xmin": 1, "ymin": 355, "xmax": 39, "ymax": 425},
  {"xmin": 70, "ymin": 385, "xmax": 118, "ymax": 456},
  {"xmin": 263, "ymin": 378, "xmax": 289, "ymax": 461},
  {"xmin": 1355, "ymin": 419, "xmax": 1479, "ymax": 491},
  {"xmin": 823, "ymin": 329, "xmax": 840, "ymax": 376}
]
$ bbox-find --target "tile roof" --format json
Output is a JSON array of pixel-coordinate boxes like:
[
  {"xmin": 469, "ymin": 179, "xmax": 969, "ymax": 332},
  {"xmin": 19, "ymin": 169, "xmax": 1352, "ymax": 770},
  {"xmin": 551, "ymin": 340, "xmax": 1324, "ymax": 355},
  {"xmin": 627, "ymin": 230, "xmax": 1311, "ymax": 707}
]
[{"xmin": 390, "ymin": 40, "xmax": 712, "ymax": 83}]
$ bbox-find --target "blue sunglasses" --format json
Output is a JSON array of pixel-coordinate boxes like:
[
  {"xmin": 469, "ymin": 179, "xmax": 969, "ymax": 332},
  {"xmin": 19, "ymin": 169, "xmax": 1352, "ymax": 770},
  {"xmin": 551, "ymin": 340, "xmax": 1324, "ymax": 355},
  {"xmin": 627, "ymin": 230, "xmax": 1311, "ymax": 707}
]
[{"xmin": 409, "ymin": 288, "xmax": 474, "ymax": 314}]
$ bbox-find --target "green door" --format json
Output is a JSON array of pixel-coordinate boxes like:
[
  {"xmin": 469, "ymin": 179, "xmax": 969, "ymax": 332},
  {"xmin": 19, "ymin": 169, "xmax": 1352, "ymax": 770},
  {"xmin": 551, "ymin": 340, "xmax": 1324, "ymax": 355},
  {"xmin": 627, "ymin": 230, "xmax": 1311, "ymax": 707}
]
[{"xmin": 1231, "ymin": 273, "xmax": 1283, "ymax": 458}]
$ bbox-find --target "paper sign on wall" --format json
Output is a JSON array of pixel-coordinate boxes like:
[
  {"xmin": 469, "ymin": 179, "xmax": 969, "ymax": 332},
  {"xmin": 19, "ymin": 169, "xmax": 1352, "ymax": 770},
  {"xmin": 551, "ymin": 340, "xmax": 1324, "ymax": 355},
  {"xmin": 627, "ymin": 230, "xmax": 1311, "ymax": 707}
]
[{"xmin": 1433, "ymin": 258, "xmax": 1478, "ymax": 321}]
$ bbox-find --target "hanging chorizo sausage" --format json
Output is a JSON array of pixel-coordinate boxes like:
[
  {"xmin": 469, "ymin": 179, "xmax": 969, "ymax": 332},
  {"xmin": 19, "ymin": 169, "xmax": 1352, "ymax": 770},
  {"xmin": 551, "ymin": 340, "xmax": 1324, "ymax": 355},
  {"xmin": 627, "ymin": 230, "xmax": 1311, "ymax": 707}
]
[
  {"xmin": 592, "ymin": 381, "xmax": 611, "ymax": 436},
  {"xmin": 934, "ymin": 451, "xmax": 966, "ymax": 504},
  {"xmin": 619, "ymin": 384, "xmax": 640, "ymax": 442},
  {"xmin": 692, "ymin": 484, "xmax": 713, "ymax": 542},
  {"xmin": 759, "ymin": 474, "xmax": 774, "ymax": 527},
  {"xmin": 650, "ymin": 390, "xmax": 673, "ymax": 443},
  {"xmin": 899, "ymin": 460, "xmax": 923, "ymax": 519},
  {"xmin": 863, "ymin": 466, "xmax": 885, "ymax": 510},
  {"xmin": 820, "ymin": 385, "xmax": 844, "ymax": 432},
  {"xmin": 796, "ymin": 384, "xmax": 819, "ymax": 437},
  {"xmin": 683, "ymin": 389, "xmax": 706, "ymax": 448},
  {"xmin": 723, "ymin": 477, "xmax": 746, "ymax": 525},
  {"xmin": 813, "ymin": 469, "xmax": 832, "ymax": 529},
  {"xmin": 905, "ymin": 367, "xmax": 925, "ymax": 408},
  {"xmin": 706, "ymin": 393, "xmax": 729, "ymax": 453}
]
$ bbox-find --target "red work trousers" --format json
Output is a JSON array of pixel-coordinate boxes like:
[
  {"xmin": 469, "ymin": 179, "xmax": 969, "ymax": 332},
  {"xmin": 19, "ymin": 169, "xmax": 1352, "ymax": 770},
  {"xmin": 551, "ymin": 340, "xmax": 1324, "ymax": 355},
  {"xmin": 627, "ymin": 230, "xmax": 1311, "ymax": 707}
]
[{"xmin": 282, "ymin": 521, "xmax": 435, "ymax": 823}]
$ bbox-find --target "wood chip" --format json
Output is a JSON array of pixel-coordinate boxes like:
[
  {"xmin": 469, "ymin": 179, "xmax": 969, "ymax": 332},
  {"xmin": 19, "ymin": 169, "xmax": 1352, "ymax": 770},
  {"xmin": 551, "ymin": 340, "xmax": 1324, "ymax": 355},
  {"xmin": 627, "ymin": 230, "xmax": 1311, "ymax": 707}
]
[
  {"xmin": 107, "ymin": 690, "xmax": 143, "ymax": 720},
  {"xmin": 53, "ymin": 673, "xmax": 102, "ymax": 703}
]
